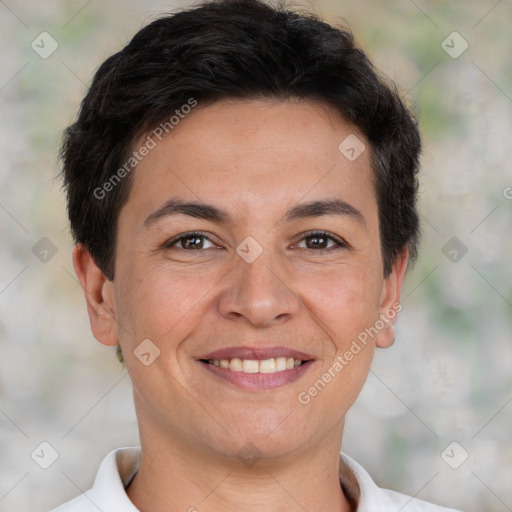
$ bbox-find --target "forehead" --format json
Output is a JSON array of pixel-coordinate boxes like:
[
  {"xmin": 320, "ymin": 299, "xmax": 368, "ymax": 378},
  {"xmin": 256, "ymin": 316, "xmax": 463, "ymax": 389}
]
[{"xmin": 125, "ymin": 99, "xmax": 376, "ymax": 222}]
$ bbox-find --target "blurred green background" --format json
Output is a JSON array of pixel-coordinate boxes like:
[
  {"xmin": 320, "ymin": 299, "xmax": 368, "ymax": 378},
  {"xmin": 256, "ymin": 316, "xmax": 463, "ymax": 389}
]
[{"xmin": 0, "ymin": 1, "xmax": 510, "ymax": 511}]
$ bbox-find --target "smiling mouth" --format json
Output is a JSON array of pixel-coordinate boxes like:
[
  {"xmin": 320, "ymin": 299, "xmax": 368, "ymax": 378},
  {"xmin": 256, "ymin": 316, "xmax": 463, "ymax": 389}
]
[{"xmin": 200, "ymin": 357, "xmax": 308, "ymax": 374}]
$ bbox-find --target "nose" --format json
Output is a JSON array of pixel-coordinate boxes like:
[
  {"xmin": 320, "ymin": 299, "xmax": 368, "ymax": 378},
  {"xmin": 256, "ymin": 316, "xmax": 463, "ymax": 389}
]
[{"xmin": 216, "ymin": 248, "xmax": 301, "ymax": 328}]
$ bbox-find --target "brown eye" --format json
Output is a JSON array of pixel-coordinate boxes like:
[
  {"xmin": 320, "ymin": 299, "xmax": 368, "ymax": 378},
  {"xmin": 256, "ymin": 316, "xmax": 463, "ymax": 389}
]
[
  {"xmin": 296, "ymin": 231, "xmax": 346, "ymax": 250},
  {"xmin": 166, "ymin": 232, "xmax": 215, "ymax": 250},
  {"xmin": 180, "ymin": 235, "xmax": 206, "ymax": 249},
  {"xmin": 304, "ymin": 234, "xmax": 329, "ymax": 249}
]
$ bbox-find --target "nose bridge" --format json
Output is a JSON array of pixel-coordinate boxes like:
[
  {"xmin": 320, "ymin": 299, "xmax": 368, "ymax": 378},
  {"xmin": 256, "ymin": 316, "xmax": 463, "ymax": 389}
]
[{"xmin": 217, "ymin": 241, "xmax": 300, "ymax": 327}]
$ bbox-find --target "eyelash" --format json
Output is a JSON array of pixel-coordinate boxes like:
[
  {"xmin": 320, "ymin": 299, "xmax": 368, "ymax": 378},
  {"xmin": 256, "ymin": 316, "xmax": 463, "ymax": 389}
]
[{"xmin": 163, "ymin": 230, "xmax": 348, "ymax": 251}]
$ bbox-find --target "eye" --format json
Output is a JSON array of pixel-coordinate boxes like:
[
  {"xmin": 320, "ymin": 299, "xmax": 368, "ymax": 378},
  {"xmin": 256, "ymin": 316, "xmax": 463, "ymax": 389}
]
[
  {"xmin": 165, "ymin": 232, "xmax": 216, "ymax": 250},
  {"xmin": 295, "ymin": 231, "xmax": 347, "ymax": 250},
  {"xmin": 162, "ymin": 230, "xmax": 347, "ymax": 252}
]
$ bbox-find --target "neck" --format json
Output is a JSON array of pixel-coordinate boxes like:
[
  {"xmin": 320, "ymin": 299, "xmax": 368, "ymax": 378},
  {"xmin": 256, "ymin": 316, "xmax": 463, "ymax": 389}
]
[{"xmin": 127, "ymin": 428, "xmax": 355, "ymax": 512}]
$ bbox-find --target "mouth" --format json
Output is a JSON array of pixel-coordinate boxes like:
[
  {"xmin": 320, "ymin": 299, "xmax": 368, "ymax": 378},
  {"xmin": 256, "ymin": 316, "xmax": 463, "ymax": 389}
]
[
  {"xmin": 200, "ymin": 357, "xmax": 307, "ymax": 373},
  {"xmin": 197, "ymin": 346, "xmax": 314, "ymax": 390}
]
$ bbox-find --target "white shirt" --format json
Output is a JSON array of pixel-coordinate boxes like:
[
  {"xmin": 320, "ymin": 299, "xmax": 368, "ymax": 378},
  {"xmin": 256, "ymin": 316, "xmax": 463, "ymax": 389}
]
[{"xmin": 49, "ymin": 447, "xmax": 462, "ymax": 512}]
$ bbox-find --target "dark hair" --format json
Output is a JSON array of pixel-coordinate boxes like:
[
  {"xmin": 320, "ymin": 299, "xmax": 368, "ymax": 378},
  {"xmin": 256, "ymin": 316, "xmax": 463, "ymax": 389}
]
[{"xmin": 61, "ymin": 0, "xmax": 421, "ymax": 280}]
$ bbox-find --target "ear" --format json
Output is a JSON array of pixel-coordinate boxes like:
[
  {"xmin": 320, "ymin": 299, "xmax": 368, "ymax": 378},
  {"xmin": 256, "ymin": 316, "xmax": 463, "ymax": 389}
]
[
  {"xmin": 72, "ymin": 244, "xmax": 118, "ymax": 346},
  {"xmin": 375, "ymin": 247, "xmax": 409, "ymax": 349}
]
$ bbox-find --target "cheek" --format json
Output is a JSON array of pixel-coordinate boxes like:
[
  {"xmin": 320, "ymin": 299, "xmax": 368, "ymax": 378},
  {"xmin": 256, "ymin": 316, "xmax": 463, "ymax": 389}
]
[
  {"xmin": 114, "ymin": 262, "xmax": 222, "ymax": 348},
  {"xmin": 299, "ymin": 265, "xmax": 382, "ymax": 345},
  {"xmin": 114, "ymin": 249, "xmax": 383, "ymax": 358}
]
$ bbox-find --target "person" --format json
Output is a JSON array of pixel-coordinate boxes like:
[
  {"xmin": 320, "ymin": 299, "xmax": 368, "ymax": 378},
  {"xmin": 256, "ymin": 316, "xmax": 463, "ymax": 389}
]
[{"xmin": 53, "ymin": 0, "xmax": 462, "ymax": 510}]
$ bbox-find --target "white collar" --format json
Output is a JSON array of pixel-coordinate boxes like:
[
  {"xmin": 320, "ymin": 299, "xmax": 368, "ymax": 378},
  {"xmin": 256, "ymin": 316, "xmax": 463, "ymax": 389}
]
[{"xmin": 59, "ymin": 446, "xmax": 459, "ymax": 512}]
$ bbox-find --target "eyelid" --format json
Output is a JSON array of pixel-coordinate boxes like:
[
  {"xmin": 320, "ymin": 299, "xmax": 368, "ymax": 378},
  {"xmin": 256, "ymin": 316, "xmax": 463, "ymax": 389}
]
[
  {"xmin": 162, "ymin": 231, "xmax": 218, "ymax": 250},
  {"xmin": 293, "ymin": 230, "xmax": 349, "ymax": 250},
  {"xmin": 161, "ymin": 230, "xmax": 350, "ymax": 251}
]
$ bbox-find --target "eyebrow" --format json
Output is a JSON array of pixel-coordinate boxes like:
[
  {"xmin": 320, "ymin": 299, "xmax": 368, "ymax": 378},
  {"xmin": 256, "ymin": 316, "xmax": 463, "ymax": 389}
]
[{"xmin": 143, "ymin": 198, "xmax": 366, "ymax": 228}]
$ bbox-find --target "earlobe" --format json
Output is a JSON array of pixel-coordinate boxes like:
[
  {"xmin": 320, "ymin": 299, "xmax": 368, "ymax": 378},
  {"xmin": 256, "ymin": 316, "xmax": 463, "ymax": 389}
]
[
  {"xmin": 375, "ymin": 248, "xmax": 409, "ymax": 349},
  {"xmin": 72, "ymin": 244, "xmax": 119, "ymax": 347}
]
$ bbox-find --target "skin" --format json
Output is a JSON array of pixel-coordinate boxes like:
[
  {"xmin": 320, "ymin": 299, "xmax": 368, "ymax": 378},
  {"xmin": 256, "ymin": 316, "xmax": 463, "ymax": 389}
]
[{"xmin": 73, "ymin": 98, "xmax": 408, "ymax": 512}]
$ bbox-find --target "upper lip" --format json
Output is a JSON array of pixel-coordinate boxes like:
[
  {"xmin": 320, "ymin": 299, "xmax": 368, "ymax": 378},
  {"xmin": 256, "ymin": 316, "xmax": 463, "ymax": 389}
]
[{"xmin": 199, "ymin": 345, "xmax": 314, "ymax": 361}]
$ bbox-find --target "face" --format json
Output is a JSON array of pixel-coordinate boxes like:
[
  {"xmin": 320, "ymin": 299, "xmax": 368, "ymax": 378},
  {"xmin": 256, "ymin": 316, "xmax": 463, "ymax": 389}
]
[{"xmin": 75, "ymin": 99, "xmax": 407, "ymax": 462}]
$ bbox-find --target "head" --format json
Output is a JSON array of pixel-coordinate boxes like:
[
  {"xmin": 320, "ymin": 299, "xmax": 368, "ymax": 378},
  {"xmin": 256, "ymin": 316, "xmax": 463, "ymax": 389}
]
[{"xmin": 63, "ymin": 0, "xmax": 420, "ymax": 463}]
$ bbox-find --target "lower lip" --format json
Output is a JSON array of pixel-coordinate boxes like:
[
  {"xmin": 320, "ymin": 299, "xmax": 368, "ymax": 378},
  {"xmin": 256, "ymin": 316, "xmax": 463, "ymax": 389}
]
[{"xmin": 199, "ymin": 360, "xmax": 314, "ymax": 390}]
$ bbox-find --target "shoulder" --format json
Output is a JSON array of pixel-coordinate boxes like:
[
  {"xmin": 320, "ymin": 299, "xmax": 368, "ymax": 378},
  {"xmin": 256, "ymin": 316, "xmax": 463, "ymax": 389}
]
[
  {"xmin": 379, "ymin": 488, "xmax": 462, "ymax": 512},
  {"xmin": 47, "ymin": 447, "xmax": 141, "ymax": 512},
  {"xmin": 340, "ymin": 453, "xmax": 463, "ymax": 512},
  {"xmin": 48, "ymin": 494, "xmax": 94, "ymax": 512}
]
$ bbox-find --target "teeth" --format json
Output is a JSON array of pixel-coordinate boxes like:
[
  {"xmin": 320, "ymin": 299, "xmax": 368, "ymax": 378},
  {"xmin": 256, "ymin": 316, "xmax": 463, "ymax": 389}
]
[
  {"xmin": 276, "ymin": 357, "xmax": 287, "ymax": 371},
  {"xmin": 229, "ymin": 358, "xmax": 243, "ymax": 372},
  {"xmin": 208, "ymin": 357, "xmax": 305, "ymax": 374},
  {"xmin": 242, "ymin": 359, "xmax": 259, "ymax": 373},
  {"xmin": 259, "ymin": 358, "xmax": 276, "ymax": 373}
]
